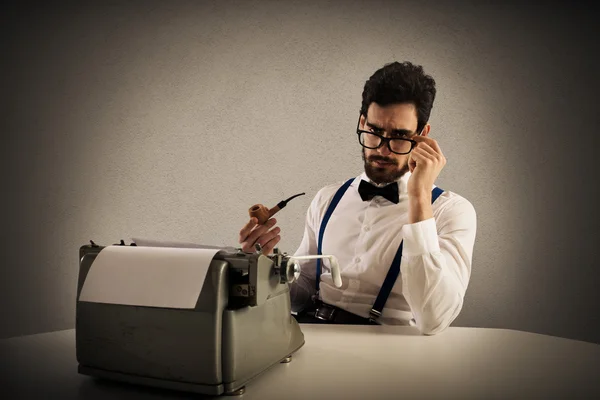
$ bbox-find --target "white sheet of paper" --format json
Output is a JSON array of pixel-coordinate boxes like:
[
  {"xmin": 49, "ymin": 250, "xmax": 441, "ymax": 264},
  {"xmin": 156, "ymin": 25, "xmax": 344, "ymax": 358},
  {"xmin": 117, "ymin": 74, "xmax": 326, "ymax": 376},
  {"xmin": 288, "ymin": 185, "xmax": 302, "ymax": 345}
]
[
  {"xmin": 78, "ymin": 245, "xmax": 222, "ymax": 308},
  {"xmin": 130, "ymin": 237, "xmax": 238, "ymax": 254}
]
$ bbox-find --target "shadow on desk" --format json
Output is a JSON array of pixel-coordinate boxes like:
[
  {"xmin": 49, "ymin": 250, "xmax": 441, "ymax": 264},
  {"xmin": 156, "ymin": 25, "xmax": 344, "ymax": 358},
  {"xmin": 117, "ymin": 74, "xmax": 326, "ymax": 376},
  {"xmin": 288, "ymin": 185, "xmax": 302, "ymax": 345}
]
[
  {"xmin": 299, "ymin": 322, "xmax": 425, "ymax": 336},
  {"xmin": 78, "ymin": 377, "xmax": 216, "ymax": 400}
]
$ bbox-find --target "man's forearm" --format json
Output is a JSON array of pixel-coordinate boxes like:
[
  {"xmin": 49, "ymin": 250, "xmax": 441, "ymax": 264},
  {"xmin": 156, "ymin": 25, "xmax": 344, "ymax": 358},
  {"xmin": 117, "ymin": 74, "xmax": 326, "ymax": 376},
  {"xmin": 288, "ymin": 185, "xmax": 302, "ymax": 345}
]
[
  {"xmin": 409, "ymin": 191, "xmax": 433, "ymax": 223},
  {"xmin": 401, "ymin": 196, "xmax": 477, "ymax": 335}
]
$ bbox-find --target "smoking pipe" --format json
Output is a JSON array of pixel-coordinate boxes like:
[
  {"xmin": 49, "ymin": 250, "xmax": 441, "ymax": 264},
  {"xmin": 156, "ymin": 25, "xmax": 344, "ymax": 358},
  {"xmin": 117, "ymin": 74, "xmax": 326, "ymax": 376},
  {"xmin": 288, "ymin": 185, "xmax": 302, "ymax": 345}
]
[{"xmin": 249, "ymin": 192, "xmax": 306, "ymax": 225}]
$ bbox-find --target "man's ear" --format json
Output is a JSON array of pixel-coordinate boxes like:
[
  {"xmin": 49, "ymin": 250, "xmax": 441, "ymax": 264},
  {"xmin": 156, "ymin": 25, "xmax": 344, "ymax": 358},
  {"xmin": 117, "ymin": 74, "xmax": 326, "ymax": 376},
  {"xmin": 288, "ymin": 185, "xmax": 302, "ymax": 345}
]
[
  {"xmin": 359, "ymin": 114, "xmax": 366, "ymax": 130},
  {"xmin": 420, "ymin": 123, "xmax": 431, "ymax": 137}
]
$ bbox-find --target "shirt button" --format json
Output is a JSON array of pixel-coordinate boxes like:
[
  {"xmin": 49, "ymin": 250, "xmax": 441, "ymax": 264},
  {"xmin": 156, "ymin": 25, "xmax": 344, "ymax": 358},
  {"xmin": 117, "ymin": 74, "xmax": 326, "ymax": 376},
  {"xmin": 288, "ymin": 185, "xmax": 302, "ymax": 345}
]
[
  {"xmin": 364, "ymin": 226, "xmax": 370, "ymax": 232},
  {"xmin": 355, "ymin": 257, "xmax": 361, "ymax": 264}
]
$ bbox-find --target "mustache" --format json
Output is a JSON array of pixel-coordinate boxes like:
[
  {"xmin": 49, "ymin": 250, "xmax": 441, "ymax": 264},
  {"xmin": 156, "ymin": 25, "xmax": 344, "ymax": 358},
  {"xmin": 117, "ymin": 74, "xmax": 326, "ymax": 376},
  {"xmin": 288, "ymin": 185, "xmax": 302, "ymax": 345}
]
[{"xmin": 368, "ymin": 156, "xmax": 397, "ymax": 165}]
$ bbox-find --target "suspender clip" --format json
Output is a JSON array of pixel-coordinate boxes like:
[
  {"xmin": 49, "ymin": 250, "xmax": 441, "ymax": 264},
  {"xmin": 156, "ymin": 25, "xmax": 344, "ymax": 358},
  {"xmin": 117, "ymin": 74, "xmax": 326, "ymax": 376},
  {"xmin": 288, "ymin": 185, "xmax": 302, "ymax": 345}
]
[{"xmin": 368, "ymin": 309, "xmax": 382, "ymax": 322}]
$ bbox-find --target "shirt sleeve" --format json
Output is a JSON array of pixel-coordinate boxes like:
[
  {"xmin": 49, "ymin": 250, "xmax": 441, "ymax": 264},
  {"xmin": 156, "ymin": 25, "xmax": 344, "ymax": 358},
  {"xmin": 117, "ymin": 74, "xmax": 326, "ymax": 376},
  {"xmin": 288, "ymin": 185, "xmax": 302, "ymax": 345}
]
[{"xmin": 400, "ymin": 196, "xmax": 477, "ymax": 335}]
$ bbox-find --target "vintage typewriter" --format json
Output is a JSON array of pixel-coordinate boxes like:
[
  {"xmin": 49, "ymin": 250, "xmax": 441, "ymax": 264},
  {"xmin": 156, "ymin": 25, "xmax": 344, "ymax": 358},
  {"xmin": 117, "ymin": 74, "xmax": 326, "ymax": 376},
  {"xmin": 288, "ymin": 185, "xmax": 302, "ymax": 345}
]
[{"xmin": 75, "ymin": 239, "xmax": 342, "ymax": 396}]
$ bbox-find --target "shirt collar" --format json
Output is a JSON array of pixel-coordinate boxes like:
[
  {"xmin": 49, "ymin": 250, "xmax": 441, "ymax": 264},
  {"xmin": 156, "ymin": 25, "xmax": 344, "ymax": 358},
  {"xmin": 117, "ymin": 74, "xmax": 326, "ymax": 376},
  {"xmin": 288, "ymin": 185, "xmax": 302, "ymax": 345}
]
[{"xmin": 358, "ymin": 170, "xmax": 411, "ymax": 194}]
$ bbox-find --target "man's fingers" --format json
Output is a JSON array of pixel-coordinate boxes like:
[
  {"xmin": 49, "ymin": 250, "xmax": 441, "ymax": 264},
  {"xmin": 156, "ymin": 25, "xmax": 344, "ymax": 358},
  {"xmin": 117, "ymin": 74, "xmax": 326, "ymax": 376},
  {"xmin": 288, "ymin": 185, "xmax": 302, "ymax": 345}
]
[
  {"xmin": 414, "ymin": 142, "xmax": 438, "ymax": 159},
  {"xmin": 239, "ymin": 217, "xmax": 258, "ymax": 243},
  {"xmin": 244, "ymin": 218, "xmax": 277, "ymax": 246},
  {"xmin": 413, "ymin": 135, "xmax": 436, "ymax": 144},
  {"xmin": 240, "ymin": 242, "xmax": 254, "ymax": 253},
  {"xmin": 410, "ymin": 147, "xmax": 432, "ymax": 165},
  {"xmin": 413, "ymin": 136, "xmax": 444, "ymax": 158},
  {"xmin": 413, "ymin": 139, "xmax": 446, "ymax": 166},
  {"xmin": 408, "ymin": 152, "xmax": 416, "ymax": 171},
  {"xmin": 256, "ymin": 226, "xmax": 281, "ymax": 248},
  {"xmin": 428, "ymin": 138, "xmax": 443, "ymax": 154},
  {"xmin": 240, "ymin": 223, "xmax": 280, "ymax": 254},
  {"xmin": 262, "ymin": 234, "xmax": 281, "ymax": 255}
]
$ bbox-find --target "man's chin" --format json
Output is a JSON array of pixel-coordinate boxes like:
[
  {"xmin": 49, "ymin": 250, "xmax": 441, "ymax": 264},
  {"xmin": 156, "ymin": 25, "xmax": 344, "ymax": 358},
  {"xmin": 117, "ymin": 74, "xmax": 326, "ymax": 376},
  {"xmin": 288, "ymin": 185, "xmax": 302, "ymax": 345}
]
[{"xmin": 364, "ymin": 162, "xmax": 408, "ymax": 185}]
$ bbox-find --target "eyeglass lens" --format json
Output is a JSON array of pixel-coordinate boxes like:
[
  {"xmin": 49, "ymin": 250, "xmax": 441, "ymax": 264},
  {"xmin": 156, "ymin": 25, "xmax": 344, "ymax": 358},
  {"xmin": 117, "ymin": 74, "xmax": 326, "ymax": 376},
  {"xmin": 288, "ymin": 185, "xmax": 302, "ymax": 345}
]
[{"xmin": 359, "ymin": 131, "xmax": 412, "ymax": 154}]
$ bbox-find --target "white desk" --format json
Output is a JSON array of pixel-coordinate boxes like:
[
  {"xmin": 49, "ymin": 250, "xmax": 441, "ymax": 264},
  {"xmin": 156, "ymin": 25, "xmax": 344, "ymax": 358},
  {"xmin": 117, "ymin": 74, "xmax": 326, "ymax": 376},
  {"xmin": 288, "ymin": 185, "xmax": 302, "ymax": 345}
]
[{"xmin": 2, "ymin": 325, "xmax": 600, "ymax": 399}]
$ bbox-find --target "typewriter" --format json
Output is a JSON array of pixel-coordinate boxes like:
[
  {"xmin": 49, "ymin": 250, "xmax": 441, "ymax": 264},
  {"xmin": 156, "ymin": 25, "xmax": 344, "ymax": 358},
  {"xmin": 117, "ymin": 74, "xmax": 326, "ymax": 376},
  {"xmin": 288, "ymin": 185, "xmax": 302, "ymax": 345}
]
[{"xmin": 75, "ymin": 239, "xmax": 341, "ymax": 396}]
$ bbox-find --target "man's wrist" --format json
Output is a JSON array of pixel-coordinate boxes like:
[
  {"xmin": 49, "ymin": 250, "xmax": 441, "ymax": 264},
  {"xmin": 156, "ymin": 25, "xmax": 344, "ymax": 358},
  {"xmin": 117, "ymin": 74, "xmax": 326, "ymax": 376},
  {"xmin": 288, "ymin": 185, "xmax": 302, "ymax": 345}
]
[
  {"xmin": 409, "ymin": 187, "xmax": 432, "ymax": 201},
  {"xmin": 408, "ymin": 192, "xmax": 433, "ymax": 223}
]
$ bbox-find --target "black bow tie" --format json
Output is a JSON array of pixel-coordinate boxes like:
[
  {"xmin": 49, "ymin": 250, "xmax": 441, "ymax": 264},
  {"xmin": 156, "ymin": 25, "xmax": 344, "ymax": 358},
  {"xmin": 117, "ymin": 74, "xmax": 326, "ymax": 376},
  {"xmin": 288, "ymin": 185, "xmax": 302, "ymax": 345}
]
[{"xmin": 358, "ymin": 180, "xmax": 399, "ymax": 204}]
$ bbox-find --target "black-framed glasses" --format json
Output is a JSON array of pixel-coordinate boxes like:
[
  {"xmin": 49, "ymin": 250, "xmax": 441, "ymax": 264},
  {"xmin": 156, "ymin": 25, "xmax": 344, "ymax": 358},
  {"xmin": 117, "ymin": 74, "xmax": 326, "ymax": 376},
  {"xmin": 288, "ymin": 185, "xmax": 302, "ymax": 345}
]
[{"xmin": 356, "ymin": 114, "xmax": 419, "ymax": 155}]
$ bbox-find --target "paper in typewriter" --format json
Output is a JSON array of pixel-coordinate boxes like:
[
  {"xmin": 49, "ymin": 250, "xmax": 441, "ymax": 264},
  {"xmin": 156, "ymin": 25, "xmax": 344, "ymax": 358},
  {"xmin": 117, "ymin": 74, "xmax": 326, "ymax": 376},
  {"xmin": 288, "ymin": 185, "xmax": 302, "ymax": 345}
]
[
  {"xmin": 78, "ymin": 246, "xmax": 222, "ymax": 308},
  {"xmin": 130, "ymin": 237, "xmax": 238, "ymax": 254}
]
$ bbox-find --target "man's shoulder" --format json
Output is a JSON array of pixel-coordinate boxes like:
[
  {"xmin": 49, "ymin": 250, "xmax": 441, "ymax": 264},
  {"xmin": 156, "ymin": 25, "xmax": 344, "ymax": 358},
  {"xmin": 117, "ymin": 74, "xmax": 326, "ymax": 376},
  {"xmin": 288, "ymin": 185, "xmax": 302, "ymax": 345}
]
[
  {"xmin": 312, "ymin": 176, "xmax": 358, "ymax": 207},
  {"xmin": 434, "ymin": 186, "xmax": 477, "ymax": 219},
  {"xmin": 302, "ymin": 177, "xmax": 358, "ymax": 230}
]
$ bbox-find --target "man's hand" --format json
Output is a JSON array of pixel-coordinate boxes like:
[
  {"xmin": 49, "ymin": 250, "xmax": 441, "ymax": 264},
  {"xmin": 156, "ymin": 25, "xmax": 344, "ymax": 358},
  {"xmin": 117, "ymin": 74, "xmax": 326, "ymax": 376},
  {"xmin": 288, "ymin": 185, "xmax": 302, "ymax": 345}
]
[
  {"xmin": 238, "ymin": 217, "xmax": 281, "ymax": 254},
  {"xmin": 407, "ymin": 136, "xmax": 446, "ymax": 223},
  {"xmin": 407, "ymin": 136, "xmax": 446, "ymax": 197}
]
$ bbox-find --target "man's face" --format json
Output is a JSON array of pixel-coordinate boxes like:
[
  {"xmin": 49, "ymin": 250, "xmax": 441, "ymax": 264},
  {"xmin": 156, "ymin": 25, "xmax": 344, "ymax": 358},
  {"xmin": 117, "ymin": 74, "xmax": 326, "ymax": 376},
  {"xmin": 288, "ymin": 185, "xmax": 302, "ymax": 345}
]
[{"xmin": 360, "ymin": 102, "xmax": 424, "ymax": 185}]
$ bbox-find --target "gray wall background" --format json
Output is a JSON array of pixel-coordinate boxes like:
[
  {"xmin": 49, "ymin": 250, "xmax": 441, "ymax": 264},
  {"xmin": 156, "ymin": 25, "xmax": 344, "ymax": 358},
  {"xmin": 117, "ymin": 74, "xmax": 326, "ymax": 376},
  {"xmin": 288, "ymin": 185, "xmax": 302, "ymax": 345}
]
[{"xmin": 2, "ymin": 0, "xmax": 599, "ymax": 343}]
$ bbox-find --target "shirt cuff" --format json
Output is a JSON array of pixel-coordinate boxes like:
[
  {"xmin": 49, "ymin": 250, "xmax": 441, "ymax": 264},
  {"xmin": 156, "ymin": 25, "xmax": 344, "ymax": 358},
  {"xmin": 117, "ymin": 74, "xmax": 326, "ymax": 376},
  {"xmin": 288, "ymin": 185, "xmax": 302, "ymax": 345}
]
[{"xmin": 401, "ymin": 217, "xmax": 440, "ymax": 256}]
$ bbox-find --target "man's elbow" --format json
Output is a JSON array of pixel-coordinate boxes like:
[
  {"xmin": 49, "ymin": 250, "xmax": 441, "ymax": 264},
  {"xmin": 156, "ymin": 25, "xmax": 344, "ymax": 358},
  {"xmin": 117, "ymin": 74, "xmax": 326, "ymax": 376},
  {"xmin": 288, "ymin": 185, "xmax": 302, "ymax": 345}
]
[
  {"xmin": 417, "ymin": 319, "xmax": 450, "ymax": 336},
  {"xmin": 414, "ymin": 300, "xmax": 463, "ymax": 336}
]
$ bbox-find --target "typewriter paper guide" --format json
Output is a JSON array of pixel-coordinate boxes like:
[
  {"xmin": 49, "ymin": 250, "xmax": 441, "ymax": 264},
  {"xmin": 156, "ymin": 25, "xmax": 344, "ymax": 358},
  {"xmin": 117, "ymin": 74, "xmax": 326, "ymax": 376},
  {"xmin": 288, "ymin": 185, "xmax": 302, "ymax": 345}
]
[{"xmin": 79, "ymin": 246, "xmax": 222, "ymax": 309}]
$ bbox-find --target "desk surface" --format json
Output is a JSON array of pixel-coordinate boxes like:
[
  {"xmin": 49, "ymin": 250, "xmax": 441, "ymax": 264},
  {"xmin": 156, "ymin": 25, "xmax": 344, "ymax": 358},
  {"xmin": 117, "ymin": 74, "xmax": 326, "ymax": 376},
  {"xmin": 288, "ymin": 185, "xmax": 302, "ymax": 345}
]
[{"xmin": 2, "ymin": 325, "xmax": 600, "ymax": 400}]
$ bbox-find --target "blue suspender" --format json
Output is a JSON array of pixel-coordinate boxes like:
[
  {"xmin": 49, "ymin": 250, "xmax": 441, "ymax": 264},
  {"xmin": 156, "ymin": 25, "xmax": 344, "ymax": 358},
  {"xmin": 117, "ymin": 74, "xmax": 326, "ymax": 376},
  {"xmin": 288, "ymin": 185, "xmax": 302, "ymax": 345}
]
[
  {"xmin": 316, "ymin": 178, "xmax": 354, "ymax": 291},
  {"xmin": 369, "ymin": 186, "xmax": 444, "ymax": 321},
  {"xmin": 315, "ymin": 178, "xmax": 444, "ymax": 323}
]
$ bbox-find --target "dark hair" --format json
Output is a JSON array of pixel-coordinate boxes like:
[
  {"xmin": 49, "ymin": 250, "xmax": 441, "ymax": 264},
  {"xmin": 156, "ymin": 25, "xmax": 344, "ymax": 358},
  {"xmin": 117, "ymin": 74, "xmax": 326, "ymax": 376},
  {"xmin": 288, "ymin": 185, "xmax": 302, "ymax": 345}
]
[{"xmin": 360, "ymin": 61, "xmax": 437, "ymax": 133}]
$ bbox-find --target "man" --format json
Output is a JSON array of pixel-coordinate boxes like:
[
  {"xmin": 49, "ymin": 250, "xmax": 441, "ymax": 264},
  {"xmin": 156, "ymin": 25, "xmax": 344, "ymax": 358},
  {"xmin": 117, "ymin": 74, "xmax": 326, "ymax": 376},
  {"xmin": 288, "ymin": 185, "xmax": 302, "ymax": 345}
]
[{"xmin": 238, "ymin": 61, "xmax": 477, "ymax": 335}]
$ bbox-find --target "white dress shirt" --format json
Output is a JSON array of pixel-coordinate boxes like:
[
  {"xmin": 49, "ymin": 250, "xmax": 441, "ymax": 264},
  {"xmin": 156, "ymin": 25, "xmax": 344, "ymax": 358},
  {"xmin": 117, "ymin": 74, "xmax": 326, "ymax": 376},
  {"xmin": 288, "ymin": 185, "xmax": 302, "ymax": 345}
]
[{"xmin": 289, "ymin": 171, "xmax": 477, "ymax": 335}]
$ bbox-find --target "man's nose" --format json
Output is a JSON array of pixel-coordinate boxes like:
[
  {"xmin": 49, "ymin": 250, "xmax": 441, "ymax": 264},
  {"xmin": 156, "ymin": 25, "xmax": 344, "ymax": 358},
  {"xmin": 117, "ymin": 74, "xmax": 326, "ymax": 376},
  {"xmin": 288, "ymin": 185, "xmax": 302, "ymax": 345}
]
[{"xmin": 377, "ymin": 140, "xmax": 392, "ymax": 156}]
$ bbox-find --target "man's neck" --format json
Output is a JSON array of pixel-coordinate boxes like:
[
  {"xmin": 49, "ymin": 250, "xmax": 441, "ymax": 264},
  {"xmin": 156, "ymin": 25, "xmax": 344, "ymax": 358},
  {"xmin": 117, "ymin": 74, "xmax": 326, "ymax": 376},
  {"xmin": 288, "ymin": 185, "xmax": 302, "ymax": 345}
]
[
  {"xmin": 369, "ymin": 179, "xmax": 393, "ymax": 188},
  {"xmin": 364, "ymin": 172, "xmax": 409, "ymax": 188},
  {"xmin": 360, "ymin": 171, "xmax": 413, "ymax": 199}
]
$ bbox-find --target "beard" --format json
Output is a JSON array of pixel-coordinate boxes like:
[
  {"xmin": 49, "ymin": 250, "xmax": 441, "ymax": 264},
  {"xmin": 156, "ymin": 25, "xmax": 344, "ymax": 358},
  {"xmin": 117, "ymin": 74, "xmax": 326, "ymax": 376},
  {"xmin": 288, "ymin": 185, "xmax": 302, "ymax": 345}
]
[{"xmin": 362, "ymin": 148, "xmax": 409, "ymax": 185}]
